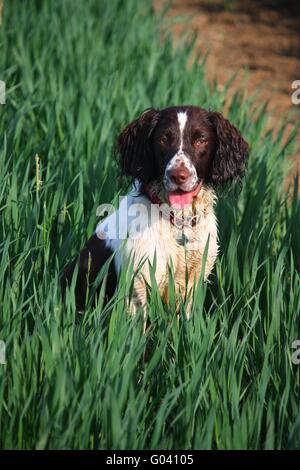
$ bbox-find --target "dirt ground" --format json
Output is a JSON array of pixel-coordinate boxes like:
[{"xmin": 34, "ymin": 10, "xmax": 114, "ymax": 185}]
[{"xmin": 155, "ymin": 0, "xmax": 300, "ymax": 188}]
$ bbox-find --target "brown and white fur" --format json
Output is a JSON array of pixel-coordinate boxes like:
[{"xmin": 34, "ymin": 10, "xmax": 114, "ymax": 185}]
[{"xmin": 61, "ymin": 106, "xmax": 249, "ymax": 317}]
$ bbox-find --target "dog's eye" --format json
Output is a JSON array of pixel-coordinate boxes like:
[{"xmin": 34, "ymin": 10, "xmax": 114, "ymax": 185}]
[
  {"xmin": 193, "ymin": 136, "xmax": 207, "ymax": 148},
  {"xmin": 159, "ymin": 135, "xmax": 169, "ymax": 146}
]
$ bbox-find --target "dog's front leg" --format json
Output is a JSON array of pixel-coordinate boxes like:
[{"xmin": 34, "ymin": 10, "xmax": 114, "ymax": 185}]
[{"xmin": 128, "ymin": 271, "xmax": 149, "ymax": 333}]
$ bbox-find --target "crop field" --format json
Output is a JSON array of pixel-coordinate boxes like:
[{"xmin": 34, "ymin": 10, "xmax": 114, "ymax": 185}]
[{"xmin": 0, "ymin": 0, "xmax": 299, "ymax": 450}]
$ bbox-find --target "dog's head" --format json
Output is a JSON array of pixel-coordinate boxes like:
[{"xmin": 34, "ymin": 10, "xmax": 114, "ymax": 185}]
[{"xmin": 118, "ymin": 105, "xmax": 249, "ymax": 204}]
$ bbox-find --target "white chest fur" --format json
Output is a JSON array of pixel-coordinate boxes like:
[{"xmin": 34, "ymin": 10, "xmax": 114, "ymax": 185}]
[{"xmin": 96, "ymin": 185, "xmax": 218, "ymax": 309}]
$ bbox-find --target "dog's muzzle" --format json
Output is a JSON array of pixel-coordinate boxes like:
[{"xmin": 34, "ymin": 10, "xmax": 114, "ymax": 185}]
[{"xmin": 164, "ymin": 152, "xmax": 198, "ymax": 192}]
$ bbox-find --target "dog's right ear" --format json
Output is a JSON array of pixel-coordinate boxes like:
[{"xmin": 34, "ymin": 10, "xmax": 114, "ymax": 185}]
[
  {"xmin": 117, "ymin": 108, "xmax": 160, "ymax": 184},
  {"xmin": 208, "ymin": 111, "xmax": 249, "ymax": 186}
]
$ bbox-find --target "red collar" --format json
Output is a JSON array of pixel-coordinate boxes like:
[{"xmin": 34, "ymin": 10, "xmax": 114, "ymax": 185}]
[{"xmin": 143, "ymin": 184, "xmax": 164, "ymax": 206}]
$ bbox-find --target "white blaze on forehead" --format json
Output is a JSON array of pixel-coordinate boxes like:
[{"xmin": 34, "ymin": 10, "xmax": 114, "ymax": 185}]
[{"xmin": 177, "ymin": 111, "xmax": 187, "ymax": 151}]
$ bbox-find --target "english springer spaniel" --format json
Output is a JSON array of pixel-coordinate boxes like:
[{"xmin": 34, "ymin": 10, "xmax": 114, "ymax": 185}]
[{"xmin": 62, "ymin": 106, "xmax": 248, "ymax": 317}]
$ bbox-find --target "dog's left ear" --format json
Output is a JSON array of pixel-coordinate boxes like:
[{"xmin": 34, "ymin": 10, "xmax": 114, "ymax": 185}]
[
  {"xmin": 208, "ymin": 112, "xmax": 249, "ymax": 185},
  {"xmin": 117, "ymin": 108, "xmax": 160, "ymax": 184}
]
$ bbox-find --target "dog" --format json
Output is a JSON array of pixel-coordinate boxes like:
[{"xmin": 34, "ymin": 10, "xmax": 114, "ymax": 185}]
[{"xmin": 61, "ymin": 105, "xmax": 249, "ymax": 317}]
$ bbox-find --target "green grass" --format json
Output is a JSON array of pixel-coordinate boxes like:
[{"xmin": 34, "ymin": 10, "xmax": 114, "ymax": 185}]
[{"xmin": 0, "ymin": 0, "xmax": 300, "ymax": 450}]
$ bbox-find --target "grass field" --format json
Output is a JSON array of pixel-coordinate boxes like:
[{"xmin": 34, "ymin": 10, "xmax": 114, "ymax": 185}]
[{"xmin": 0, "ymin": 0, "xmax": 300, "ymax": 450}]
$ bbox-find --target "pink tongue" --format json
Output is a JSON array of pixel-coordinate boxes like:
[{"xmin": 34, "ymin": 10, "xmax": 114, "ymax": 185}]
[
  {"xmin": 168, "ymin": 182, "xmax": 202, "ymax": 210},
  {"xmin": 168, "ymin": 191, "xmax": 195, "ymax": 209}
]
